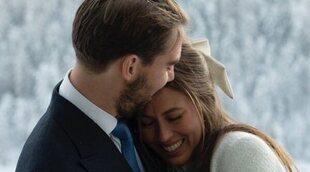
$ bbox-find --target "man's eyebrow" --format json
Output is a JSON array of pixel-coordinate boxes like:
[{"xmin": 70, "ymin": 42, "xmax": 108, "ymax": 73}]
[{"xmin": 167, "ymin": 59, "xmax": 180, "ymax": 66}]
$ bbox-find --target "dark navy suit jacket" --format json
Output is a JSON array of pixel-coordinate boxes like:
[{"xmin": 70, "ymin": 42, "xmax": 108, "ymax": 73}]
[{"xmin": 16, "ymin": 83, "xmax": 160, "ymax": 172}]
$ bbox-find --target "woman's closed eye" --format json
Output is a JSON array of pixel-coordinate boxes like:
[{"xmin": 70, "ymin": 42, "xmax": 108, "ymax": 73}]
[
  {"xmin": 166, "ymin": 112, "xmax": 183, "ymax": 122},
  {"xmin": 141, "ymin": 117, "xmax": 155, "ymax": 128}
]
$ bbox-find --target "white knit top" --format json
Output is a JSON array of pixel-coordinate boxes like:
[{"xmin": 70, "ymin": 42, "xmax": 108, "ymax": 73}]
[{"xmin": 210, "ymin": 131, "xmax": 286, "ymax": 172}]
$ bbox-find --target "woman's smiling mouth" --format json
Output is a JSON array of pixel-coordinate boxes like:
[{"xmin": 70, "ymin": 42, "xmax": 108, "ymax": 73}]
[{"xmin": 162, "ymin": 139, "xmax": 184, "ymax": 152}]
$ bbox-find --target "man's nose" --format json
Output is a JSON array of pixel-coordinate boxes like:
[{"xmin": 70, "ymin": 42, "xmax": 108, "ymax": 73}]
[{"xmin": 167, "ymin": 68, "xmax": 175, "ymax": 82}]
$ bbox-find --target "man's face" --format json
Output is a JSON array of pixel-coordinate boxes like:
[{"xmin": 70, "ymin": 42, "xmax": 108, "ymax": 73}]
[
  {"xmin": 116, "ymin": 38, "xmax": 183, "ymax": 117},
  {"xmin": 116, "ymin": 75, "xmax": 150, "ymax": 117}
]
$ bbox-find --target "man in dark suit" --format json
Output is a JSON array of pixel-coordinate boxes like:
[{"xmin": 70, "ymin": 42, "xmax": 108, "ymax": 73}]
[{"xmin": 16, "ymin": 0, "xmax": 188, "ymax": 171}]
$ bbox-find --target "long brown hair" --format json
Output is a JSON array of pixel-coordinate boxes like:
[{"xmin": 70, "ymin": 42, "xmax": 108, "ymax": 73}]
[{"xmin": 164, "ymin": 42, "xmax": 298, "ymax": 171}]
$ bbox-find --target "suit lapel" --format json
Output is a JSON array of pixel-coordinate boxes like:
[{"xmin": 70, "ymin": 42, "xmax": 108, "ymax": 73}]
[
  {"xmin": 80, "ymin": 155, "xmax": 131, "ymax": 172},
  {"xmin": 48, "ymin": 83, "xmax": 132, "ymax": 172}
]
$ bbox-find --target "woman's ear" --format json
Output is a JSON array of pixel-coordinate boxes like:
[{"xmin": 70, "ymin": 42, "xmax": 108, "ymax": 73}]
[{"xmin": 121, "ymin": 54, "xmax": 141, "ymax": 82}]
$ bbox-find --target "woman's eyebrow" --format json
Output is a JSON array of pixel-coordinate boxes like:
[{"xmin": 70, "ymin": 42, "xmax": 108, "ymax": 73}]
[{"xmin": 163, "ymin": 107, "xmax": 182, "ymax": 115}]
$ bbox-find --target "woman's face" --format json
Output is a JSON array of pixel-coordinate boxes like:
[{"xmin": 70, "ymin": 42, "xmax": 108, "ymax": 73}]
[{"xmin": 141, "ymin": 87, "xmax": 203, "ymax": 166}]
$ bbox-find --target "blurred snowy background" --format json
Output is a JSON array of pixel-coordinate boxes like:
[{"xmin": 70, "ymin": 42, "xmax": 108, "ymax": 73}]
[{"xmin": 0, "ymin": 0, "xmax": 309, "ymax": 171}]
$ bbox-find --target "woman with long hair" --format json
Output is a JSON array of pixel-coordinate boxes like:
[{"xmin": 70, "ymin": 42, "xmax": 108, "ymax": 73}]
[{"xmin": 136, "ymin": 40, "xmax": 298, "ymax": 172}]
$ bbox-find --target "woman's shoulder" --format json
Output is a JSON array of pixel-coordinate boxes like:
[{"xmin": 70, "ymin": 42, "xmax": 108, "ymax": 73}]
[
  {"xmin": 214, "ymin": 131, "xmax": 267, "ymax": 148},
  {"xmin": 210, "ymin": 131, "xmax": 285, "ymax": 172}
]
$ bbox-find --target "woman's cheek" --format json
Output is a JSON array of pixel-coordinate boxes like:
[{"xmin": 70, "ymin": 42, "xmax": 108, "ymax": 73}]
[{"xmin": 142, "ymin": 129, "xmax": 155, "ymax": 143}]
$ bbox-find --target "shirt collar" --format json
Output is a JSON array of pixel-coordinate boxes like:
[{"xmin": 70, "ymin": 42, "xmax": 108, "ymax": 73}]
[{"xmin": 59, "ymin": 69, "xmax": 117, "ymax": 135}]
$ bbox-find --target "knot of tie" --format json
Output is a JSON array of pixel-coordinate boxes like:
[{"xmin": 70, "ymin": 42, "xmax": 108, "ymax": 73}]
[
  {"xmin": 112, "ymin": 119, "xmax": 132, "ymax": 141},
  {"xmin": 112, "ymin": 118, "xmax": 140, "ymax": 172}
]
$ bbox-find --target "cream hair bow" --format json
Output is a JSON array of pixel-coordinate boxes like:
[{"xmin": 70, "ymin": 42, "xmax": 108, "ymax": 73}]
[{"xmin": 191, "ymin": 39, "xmax": 234, "ymax": 99}]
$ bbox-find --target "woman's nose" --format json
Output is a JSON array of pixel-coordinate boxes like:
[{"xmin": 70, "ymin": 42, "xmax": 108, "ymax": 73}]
[{"xmin": 158, "ymin": 123, "xmax": 173, "ymax": 143}]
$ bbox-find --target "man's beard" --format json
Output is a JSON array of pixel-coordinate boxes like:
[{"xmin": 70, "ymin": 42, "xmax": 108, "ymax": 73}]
[{"xmin": 116, "ymin": 75, "xmax": 152, "ymax": 118}]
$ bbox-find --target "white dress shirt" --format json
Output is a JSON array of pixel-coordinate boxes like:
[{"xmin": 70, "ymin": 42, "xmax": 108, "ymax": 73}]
[{"xmin": 59, "ymin": 69, "xmax": 144, "ymax": 172}]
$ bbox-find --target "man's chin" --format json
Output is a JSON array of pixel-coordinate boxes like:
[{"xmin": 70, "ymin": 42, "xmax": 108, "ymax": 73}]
[{"xmin": 118, "ymin": 99, "xmax": 150, "ymax": 118}]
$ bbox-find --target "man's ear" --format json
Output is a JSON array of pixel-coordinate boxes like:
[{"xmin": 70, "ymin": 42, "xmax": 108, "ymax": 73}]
[{"xmin": 121, "ymin": 54, "xmax": 141, "ymax": 82}]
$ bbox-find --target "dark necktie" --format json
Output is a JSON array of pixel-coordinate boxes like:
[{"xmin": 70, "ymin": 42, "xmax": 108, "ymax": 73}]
[{"xmin": 112, "ymin": 119, "xmax": 140, "ymax": 172}]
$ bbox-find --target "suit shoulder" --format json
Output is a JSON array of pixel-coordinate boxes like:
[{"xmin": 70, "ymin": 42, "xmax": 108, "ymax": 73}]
[{"xmin": 16, "ymin": 111, "xmax": 80, "ymax": 171}]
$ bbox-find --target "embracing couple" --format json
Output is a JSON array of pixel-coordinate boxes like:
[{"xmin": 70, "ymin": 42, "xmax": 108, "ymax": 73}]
[{"xmin": 16, "ymin": 0, "xmax": 298, "ymax": 172}]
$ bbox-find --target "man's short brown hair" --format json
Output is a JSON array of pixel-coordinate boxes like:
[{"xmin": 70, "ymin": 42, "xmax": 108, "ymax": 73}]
[{"xmin": 72, "ymin": 0, "xmax": 188, "ymax": 73}]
